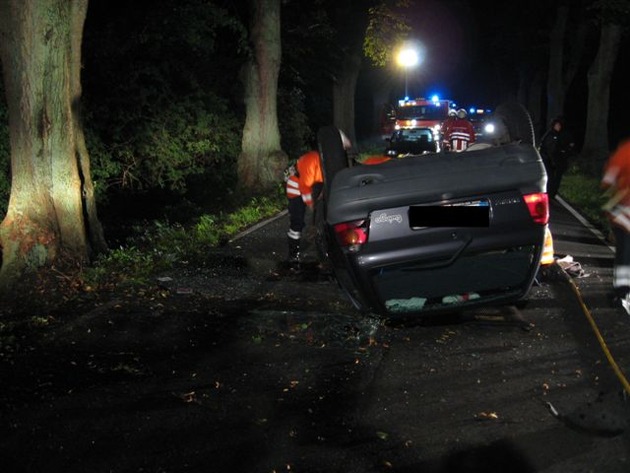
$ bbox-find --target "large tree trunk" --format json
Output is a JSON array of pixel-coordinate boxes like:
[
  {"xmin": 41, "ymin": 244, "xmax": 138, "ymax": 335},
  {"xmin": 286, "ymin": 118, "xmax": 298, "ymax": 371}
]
[
  {"xmin": 371, "ymin": 75, "xmax": 394, "ymax": 138},
  {"xmin": 527, "ymin": 70, "xmax": 545, "ymax": 141},
  {"xmin": 581, "ymin": 23, "xmax": 623, "ymax": 174},
  {"xmin": 332, "ymin": 51, "xmax": 362, "ymax": 147},
  {"xmin": 238, "ymin": 0, "xmax": 287, "ymax": 193},
  {"xmin": 546, "ymin": 4, "xmax": 569, "ymax": 123},
  {"xmin": 0, "ymin": 0, "xmax": 106, "ymax": 293},
  {"xmin": 546, "ymin": 3, "xmax": 587, "ymax": 126}
]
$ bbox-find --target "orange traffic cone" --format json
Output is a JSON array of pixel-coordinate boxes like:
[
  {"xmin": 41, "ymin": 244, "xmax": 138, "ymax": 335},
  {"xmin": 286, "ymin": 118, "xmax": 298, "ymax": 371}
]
[{"xmin": 540, "ymin": 226, "xmax": 555, "ymax": 265}]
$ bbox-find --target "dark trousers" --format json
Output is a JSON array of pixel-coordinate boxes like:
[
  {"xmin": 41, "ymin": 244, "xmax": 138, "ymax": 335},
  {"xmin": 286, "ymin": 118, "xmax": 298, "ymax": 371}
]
[
  {"xmin": 288, "ymin": 197, "xmax": 307, "ymax": 235},
  {"xmin": 547, "ymin": 163, "xmax": 567, "ymax": 199},
  {"xmin": 287, "ymin": 183, "xmax": 323, "ymax": 236}
]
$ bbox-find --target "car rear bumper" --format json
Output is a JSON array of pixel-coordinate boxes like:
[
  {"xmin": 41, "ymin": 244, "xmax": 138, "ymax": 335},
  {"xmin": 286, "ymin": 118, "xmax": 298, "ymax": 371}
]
[{"xmin": 329, "ymin": 224, "xmax": 544, "ymax": 316}]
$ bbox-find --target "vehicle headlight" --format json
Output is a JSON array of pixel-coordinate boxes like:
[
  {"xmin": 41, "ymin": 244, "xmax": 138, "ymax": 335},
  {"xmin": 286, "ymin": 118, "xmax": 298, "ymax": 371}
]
[{"xmin": 484, "ymin": 123, "xmax": 495, "ymax": 134}]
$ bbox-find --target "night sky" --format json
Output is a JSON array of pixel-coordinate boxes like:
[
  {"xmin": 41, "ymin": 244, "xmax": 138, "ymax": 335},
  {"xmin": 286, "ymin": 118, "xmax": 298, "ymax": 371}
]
[{"xmin": 379, "ymin": 0, "xmax": 630, "ymax": 145}]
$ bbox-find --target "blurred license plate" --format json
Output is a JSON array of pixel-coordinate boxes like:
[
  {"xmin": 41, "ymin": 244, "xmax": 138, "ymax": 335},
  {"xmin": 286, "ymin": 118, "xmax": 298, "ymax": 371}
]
[{"xmin": 409, "ymin": 200, "xmax": 489, "ymax": 228}]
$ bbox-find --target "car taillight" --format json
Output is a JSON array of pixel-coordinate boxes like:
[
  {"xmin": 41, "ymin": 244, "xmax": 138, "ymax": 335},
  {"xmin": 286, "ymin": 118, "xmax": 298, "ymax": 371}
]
[
  {"xmin": 523, "ymin": 192, "xmax": 549, "ymax": 225},
  {"xmin": 334, "ymin": 220, "xmax": 368, "ymax": 248}
]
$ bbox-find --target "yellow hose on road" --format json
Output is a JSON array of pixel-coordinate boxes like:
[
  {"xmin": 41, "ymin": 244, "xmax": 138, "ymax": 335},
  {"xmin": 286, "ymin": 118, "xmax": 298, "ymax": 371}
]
[{"xmin": 563, "ymin": 270, "xmax": 630, "ymax": 395}]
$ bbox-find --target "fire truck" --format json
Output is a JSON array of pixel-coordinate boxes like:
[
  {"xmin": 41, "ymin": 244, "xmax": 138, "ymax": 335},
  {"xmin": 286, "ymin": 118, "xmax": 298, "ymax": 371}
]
[{"xmin": 380, "ymin": 96, "xmax": 455, "ymax": 140}]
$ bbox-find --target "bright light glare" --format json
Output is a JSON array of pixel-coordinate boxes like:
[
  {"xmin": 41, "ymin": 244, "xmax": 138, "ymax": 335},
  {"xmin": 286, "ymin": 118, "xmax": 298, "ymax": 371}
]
[{"xmin": 397, "ymin": 48, "xmax": 419, "ymax": 68}]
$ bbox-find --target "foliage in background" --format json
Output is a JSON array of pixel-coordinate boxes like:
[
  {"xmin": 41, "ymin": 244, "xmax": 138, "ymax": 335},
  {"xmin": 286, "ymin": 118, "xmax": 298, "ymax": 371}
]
[
  {"xmin": 363, "ymin": 0, "xmax": 412, "ymax": 66},
  {"xmin": 278, "ymin": 87, "xmax": 313, "ymax": 160},
  {"xmin": 589, "ymin": 0, "xmax": 630, "ymax": 24},
  {"xmin": 80, "ymin": 0, "xmax": 313, "ymax": 210},
  {"xmin": 85, "ymin": 91, "xmax": 243, "ymax": 197},
  {"xmin": 82, "ymin": 0, "xmax": 248, "ymax": 203}
]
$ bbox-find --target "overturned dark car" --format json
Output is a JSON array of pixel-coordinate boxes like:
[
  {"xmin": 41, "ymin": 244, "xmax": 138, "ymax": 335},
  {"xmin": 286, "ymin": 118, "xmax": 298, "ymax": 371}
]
[{"xmin": 315, "ymin": 103, "xmax": 549, "ymax": 317}]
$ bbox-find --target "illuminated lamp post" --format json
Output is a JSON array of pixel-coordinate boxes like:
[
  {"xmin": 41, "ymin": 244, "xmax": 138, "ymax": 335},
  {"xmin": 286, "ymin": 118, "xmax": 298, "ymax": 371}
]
[{"xmin": 397, "ymin": 47, "xmax": 419, "ymax": 99}]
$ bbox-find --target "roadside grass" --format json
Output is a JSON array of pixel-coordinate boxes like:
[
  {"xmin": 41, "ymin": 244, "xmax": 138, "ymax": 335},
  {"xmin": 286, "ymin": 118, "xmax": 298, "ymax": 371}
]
[
  {"xmin": 558, "ymin": 168, "xmax": 610, "ymax": 236},
  {"xmin": 83, "ymin": 194, "xmax": 285, "ymax": 289}
]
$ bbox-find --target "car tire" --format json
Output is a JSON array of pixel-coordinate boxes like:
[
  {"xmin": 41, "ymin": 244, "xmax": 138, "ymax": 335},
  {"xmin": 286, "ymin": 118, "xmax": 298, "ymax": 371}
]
[
  {"xmin": 317, "ymin": 125, "xmax": 349, "ymax": 199},
  {"xmin": 493, "ymin": 102, "xmax": 535, "ymax": 146}
]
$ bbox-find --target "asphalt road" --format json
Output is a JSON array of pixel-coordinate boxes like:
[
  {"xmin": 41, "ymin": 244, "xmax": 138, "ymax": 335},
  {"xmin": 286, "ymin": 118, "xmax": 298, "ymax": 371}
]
[
  {"xmin": 3, "ymin": 198, "xmax": 630, "ymax": 473},
  {"xmin": 223, "ymin": 197, "xmax": 630, "ymax": 472}
]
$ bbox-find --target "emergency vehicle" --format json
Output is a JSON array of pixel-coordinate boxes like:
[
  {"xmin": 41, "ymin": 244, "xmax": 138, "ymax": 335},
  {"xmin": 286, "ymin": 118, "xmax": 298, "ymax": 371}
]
[
  {"xmin": 380, "ymin": 96, "xmax": 455, "ymax": 141},
  {"xmin": 466, "ymin": 106, "xmax": 493, "ymax": 139}
]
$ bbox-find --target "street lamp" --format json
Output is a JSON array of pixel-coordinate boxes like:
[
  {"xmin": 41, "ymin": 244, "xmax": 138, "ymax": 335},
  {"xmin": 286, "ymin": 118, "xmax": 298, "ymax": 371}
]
[{"xmin": 397, "ymin": 47, "xmax": 419, "ymax": 99}]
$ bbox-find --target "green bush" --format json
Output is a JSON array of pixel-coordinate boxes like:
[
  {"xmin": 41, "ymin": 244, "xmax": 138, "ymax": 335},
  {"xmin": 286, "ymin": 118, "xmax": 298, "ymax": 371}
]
[{"xmin": 85, "ymin": 91, "xmax": 242, "ymax": 199}]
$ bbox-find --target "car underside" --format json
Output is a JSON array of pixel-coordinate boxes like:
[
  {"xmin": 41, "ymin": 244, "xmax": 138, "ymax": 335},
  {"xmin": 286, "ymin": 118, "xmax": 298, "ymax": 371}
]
[{"xmin": 315, "ymin": 102, "xmax": 548, "ymax": 318}]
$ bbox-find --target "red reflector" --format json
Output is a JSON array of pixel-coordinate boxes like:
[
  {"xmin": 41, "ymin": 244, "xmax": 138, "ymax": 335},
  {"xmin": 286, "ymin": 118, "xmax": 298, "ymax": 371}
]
[
  {"xmin": 523, "ymin": 192, "xmax": 549, "ymax": 224},
  {"xmin": 334, "ymin": 220, "xmax": 368, "ymax": 247}
]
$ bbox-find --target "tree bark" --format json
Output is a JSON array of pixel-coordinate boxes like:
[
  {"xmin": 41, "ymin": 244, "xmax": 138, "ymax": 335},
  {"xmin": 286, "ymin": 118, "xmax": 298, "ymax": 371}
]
[
  {"xmin": 0, "ymin": 0, "xmax": 106, "ymax": 293},
  {"xmin": 239, "ymin": 0, "xmax": 287, "ymax": 193},
  {"xmin": 332, "ymin": 51, "xmax": 362, "ymax": 147},
  {"xmin": 519, "ymin": 68, "xmax": 544, "ymax": 141},
  {"xmin": 546, "ymin": 4, "xmax": 569, "ymax": 124},
  {"xmin": 581, "ymin": 22, "xmax": 623, "ymax": 174},
  {"xmin": 546, "ymin": 3, "xmax": 587, "ymax": 127}
]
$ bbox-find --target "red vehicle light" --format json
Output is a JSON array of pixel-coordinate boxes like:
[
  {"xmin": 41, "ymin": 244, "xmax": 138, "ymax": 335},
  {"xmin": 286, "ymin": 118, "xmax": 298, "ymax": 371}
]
[
  {"xmin": 334, "ymin": 220, "xmax": 368, "ymax": 247},
  {"xmin": 523, "ymin": 192, "xmax": 549, "ymax": 225}
]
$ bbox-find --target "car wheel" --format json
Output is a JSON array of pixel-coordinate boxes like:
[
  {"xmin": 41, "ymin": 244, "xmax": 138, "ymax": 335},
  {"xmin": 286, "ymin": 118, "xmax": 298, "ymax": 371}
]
[
  {"xmin": 317, "ymin": 125, "xmax": 349, "ymax": 199},
  {"xmin": 493, "ymin": 102, "xmax": 535, "ymax": 146}
]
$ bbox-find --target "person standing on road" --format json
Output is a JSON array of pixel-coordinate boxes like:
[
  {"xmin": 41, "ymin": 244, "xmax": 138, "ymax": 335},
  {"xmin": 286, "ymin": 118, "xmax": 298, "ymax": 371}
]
[
  {"xmin": 539, "ymin": 116, "xmax": 576, "ymax": 199},
  {"xmin": 601, "ymin": 138, "xmax": 630, "ymax": 314},
  {"xmin": 443, "ymin": 108, "xmax": 476, "ymax": 152},
  {"xmin": 285, "ymin": 149, "xmax": 323, "ymax": 265},
  {"xmin": 440, "ymin": 108, "xmax": 458, "ymax": 151}
]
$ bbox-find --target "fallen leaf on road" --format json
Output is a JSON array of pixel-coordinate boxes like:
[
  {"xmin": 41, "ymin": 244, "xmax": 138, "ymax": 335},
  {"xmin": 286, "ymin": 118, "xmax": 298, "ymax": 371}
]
[{"xmin": 475, "ymin": 411, "xmax": 499, "ymax": 421}]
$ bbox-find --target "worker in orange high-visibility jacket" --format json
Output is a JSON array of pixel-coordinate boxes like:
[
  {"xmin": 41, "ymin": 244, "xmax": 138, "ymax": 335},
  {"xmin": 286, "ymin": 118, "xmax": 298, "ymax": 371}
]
[
  {"xmin": 285, "ymin": 150, "xmax": 323, "ymax": 264},
  {"xmin": 602, "ymin": 138, "xmax": 630, "ymax": 314}
]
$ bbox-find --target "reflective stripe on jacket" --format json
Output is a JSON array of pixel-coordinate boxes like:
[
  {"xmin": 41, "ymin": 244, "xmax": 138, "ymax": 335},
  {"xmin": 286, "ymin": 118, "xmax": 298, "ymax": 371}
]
[
  {"xmin": 286, "ymin": 175, "xmax": 300, "ymax": 199},
  {"xmin": 445, "ymin": 119, "xmax": 476, "ymax": 152}
]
